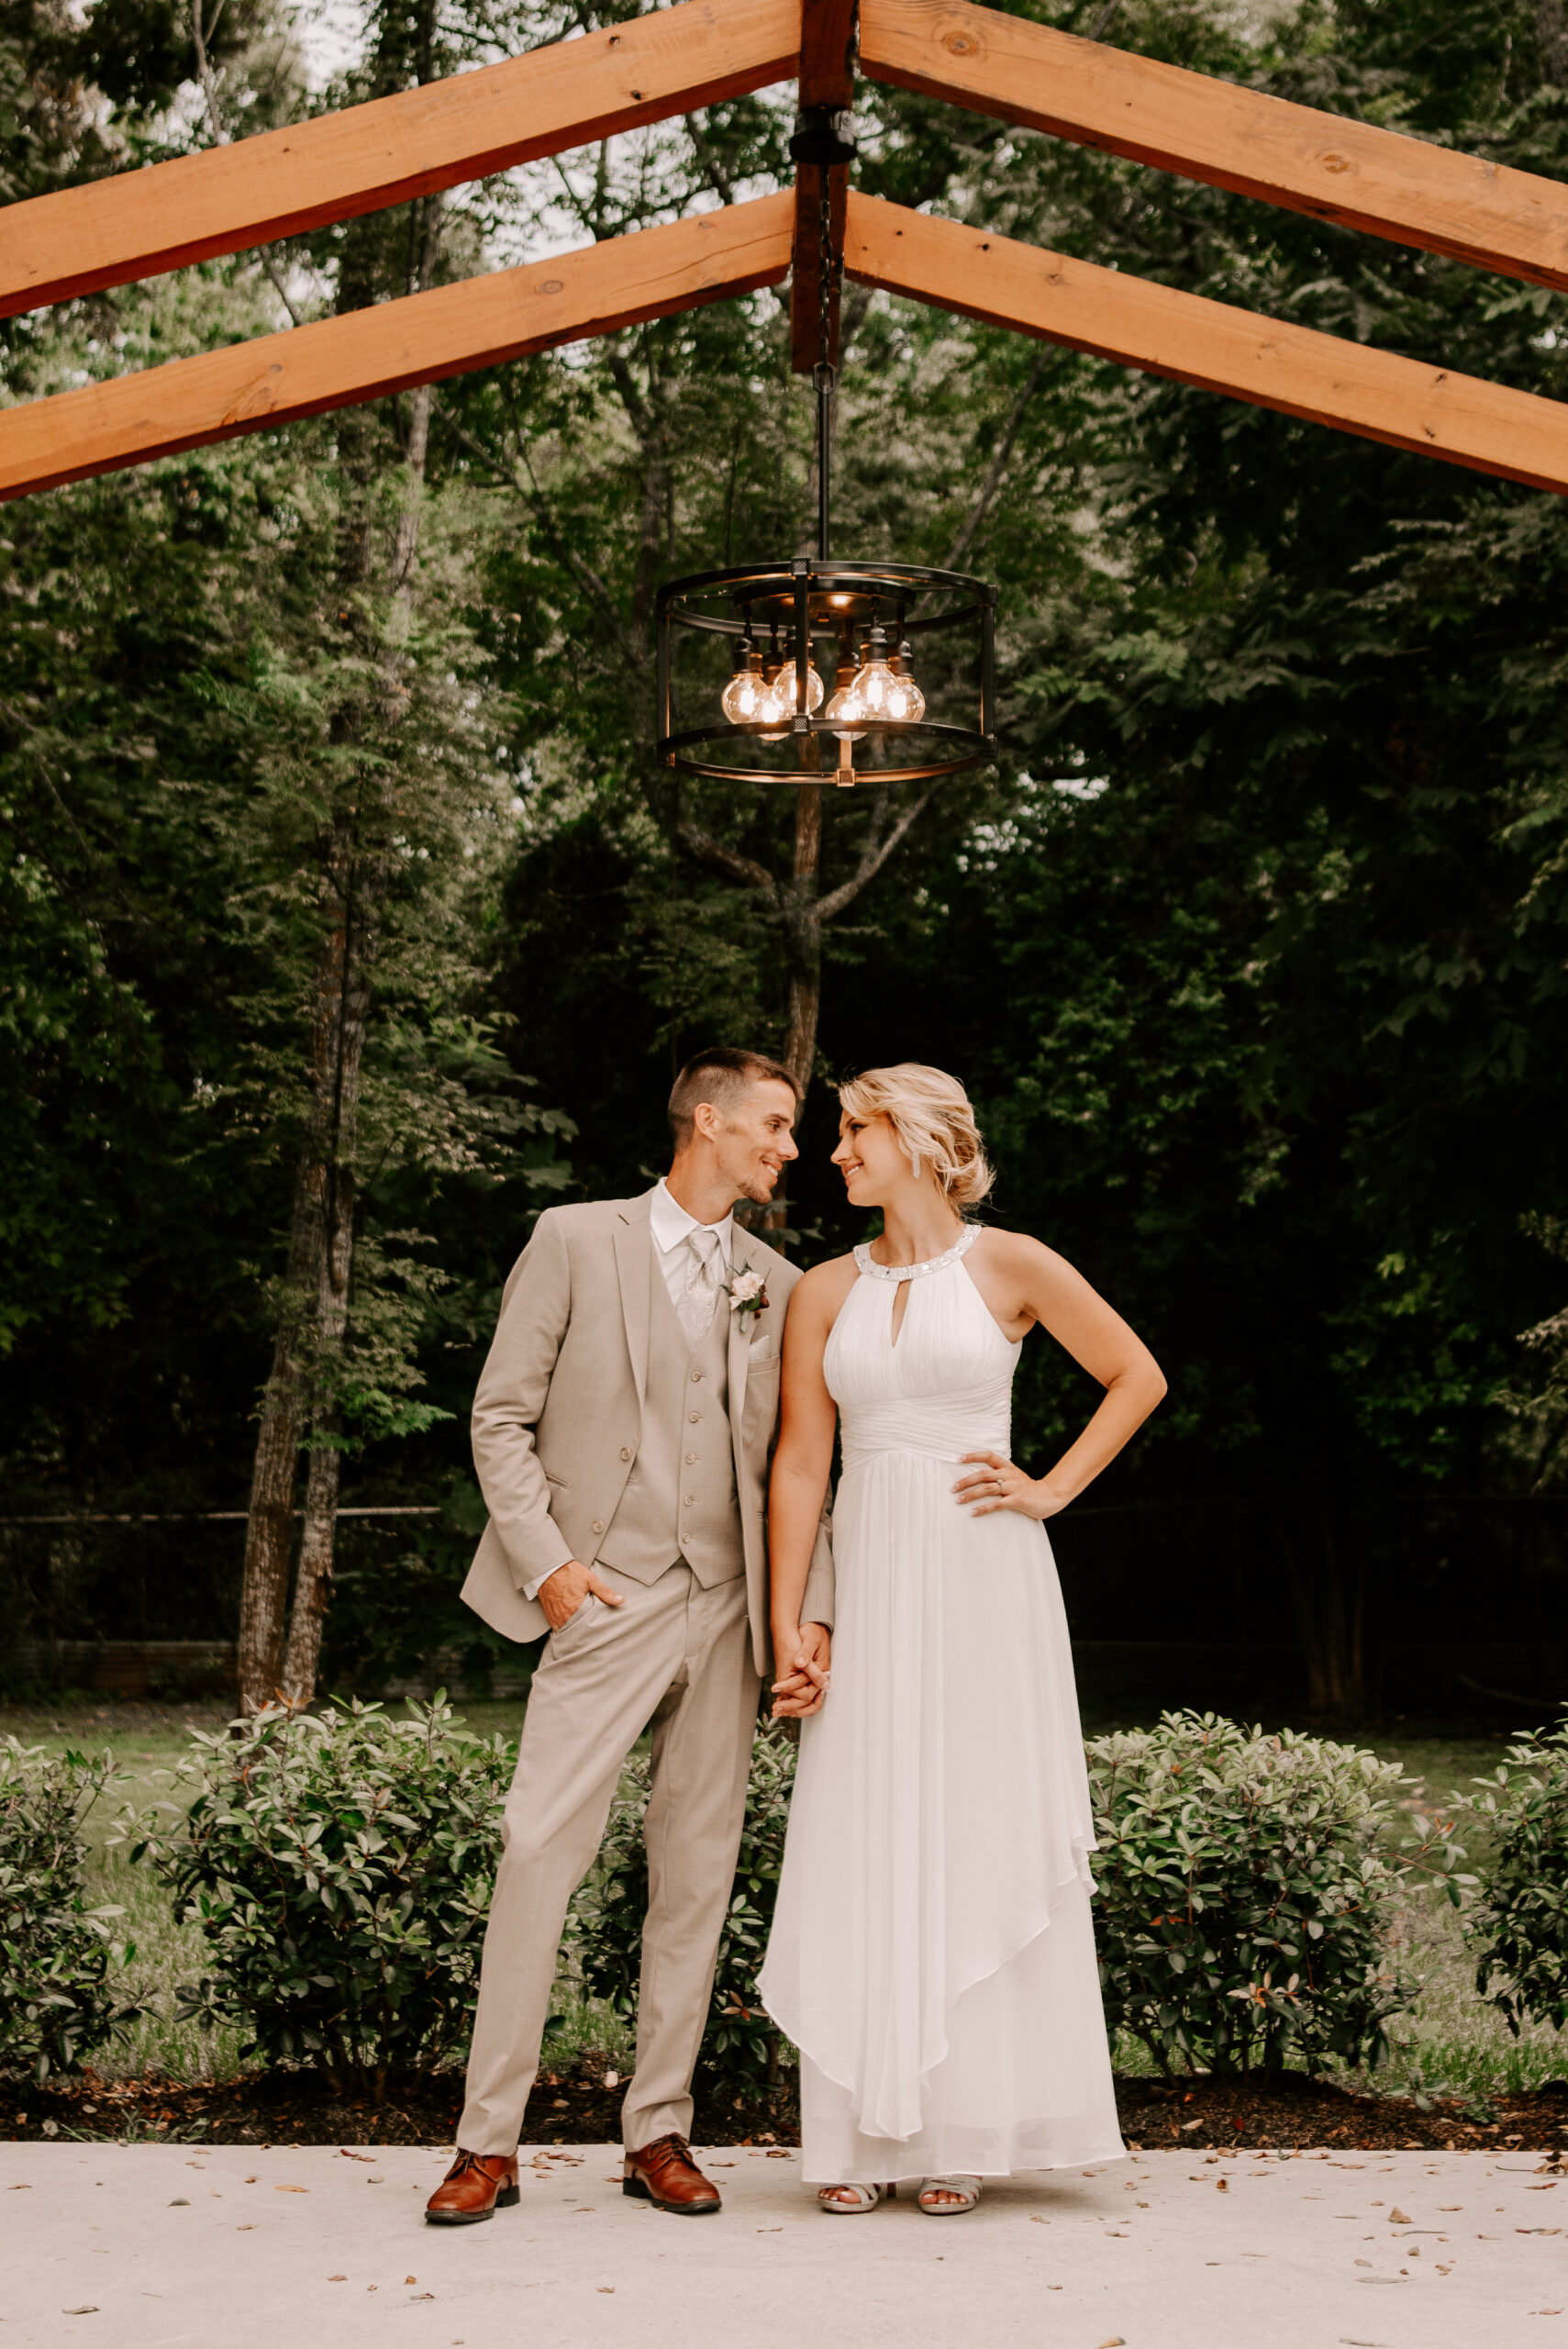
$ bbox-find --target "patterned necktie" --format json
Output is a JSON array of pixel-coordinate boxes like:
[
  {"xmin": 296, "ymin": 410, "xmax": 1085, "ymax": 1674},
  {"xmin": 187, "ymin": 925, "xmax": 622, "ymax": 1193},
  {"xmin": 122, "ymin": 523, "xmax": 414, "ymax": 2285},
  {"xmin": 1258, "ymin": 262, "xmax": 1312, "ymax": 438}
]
[{"xmin": 676, "ymin": 1225, "xmax": 725, "ymax": 1351}]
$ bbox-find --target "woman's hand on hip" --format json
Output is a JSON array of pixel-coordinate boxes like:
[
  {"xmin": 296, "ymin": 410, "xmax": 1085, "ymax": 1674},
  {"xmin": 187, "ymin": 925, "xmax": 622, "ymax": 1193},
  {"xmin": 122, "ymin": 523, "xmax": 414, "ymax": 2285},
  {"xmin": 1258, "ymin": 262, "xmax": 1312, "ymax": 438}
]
[{"xmin": 952, "ymin": 1452, "xmax": 1069, "ymax": 1522}]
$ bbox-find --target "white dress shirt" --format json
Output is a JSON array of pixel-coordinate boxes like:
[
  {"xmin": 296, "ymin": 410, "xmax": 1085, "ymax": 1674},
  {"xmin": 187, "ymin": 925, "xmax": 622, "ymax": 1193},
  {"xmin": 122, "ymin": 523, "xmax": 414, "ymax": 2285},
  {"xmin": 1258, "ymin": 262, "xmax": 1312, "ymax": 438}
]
[
  {"xmin": 649, "ymin": 1177, "xmax": 734, "ymax": 1304},
  {"xmin": 527, "ymin": 1183, "xmax": 733, "ymax": 1598}
]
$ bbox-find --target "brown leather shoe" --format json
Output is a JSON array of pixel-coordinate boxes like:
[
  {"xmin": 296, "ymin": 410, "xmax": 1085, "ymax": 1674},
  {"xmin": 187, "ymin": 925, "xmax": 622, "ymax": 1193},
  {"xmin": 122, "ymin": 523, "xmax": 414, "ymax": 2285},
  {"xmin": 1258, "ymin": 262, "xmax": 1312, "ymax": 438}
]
[
  {"xmin": 622, "ymin": 2133, "xmax": 721, "ymax": 2215},
  {"xmin": 424, "ymin": 2150, "xmax": 520, "ymax": 2225}
]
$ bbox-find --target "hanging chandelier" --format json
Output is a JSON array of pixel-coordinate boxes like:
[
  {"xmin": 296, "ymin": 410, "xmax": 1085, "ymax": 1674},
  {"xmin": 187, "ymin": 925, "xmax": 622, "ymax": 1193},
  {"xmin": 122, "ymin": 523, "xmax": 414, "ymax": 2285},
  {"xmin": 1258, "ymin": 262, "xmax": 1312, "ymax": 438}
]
[{"xmin": 655, "ymin": 117, "xmax": 995, "ymax": 789}]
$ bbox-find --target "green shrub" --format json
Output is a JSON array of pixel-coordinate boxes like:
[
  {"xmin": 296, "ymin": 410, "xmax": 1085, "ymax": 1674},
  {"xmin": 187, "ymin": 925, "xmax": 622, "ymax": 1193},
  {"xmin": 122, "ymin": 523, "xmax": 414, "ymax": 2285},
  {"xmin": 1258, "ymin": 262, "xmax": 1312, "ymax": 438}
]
[
  {"xmin": 0, "ymin": 1739, "xmax": 141, "ymax": 2083},
  {"xmin": 1463, "ymin": 1714, "xmax": 1568, "ymax": 2036},
  {"xmin": 571, "ymin": 1726, "xmax": 797, "ymax": 2091},
  {"xmin": 124, "ymin": 1697, "xmax": 512, "ymax": 2092},
  {"xmin": 1086, "ymin": 1710, "xmax": 1469, "ymax": 2078}
]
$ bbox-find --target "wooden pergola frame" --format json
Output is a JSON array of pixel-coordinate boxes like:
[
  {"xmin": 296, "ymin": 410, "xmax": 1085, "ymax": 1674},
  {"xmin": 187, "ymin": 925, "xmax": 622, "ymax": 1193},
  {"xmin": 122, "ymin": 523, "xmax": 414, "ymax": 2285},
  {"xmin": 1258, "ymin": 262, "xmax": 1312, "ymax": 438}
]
[{"xmin": 4, "ymin": 0, "xmax": 1568, "ymax": 502}]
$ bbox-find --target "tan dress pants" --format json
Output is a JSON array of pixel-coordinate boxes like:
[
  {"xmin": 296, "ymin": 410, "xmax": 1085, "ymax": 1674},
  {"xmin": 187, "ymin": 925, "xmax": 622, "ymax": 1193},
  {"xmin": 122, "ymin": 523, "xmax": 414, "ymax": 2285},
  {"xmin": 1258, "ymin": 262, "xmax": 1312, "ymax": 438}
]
[{"xmin": 458, "ymin": 1561, "xmax": 760, "ymax": 2156}]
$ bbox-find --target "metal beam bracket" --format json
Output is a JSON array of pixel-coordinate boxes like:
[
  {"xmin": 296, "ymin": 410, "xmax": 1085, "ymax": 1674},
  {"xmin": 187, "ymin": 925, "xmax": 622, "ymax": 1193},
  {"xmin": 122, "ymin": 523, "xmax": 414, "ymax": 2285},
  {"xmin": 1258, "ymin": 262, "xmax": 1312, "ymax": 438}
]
[{"xmin": 789, "ymin": 105, "xmax": 858, "ymax": 167}]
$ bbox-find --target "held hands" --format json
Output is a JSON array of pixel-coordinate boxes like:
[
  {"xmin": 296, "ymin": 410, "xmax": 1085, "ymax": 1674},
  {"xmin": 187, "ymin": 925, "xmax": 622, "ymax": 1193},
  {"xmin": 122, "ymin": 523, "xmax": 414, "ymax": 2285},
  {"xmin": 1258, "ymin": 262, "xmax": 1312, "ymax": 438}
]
[
  {"xmin": 952, "ymin": 1451, "xmax": 1070, "ymax": 1522},
  {"xmin": 771, "ymin": 1620, "xmax": 831, "ymax": 1720},
  {"xmin": 539, "ymin": 1558, "xmax": 625, "ymax": 1631}
]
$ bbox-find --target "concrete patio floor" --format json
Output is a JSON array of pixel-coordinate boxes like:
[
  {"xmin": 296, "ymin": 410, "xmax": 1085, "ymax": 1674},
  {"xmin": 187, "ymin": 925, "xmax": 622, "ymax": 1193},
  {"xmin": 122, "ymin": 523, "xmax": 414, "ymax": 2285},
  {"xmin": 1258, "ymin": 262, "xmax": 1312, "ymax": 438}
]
[{"xmin": 3, "ymin": 2137, "xmax": 1561, "ymax": 2347}]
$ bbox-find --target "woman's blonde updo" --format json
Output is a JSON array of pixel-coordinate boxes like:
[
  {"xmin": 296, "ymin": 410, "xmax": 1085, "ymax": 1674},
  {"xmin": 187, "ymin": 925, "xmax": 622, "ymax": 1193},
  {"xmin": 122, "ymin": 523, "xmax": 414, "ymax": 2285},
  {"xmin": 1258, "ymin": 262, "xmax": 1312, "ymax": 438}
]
[{"xmin": 838, "ymin": 1063, "xmax": 995, "ymax": 1210}]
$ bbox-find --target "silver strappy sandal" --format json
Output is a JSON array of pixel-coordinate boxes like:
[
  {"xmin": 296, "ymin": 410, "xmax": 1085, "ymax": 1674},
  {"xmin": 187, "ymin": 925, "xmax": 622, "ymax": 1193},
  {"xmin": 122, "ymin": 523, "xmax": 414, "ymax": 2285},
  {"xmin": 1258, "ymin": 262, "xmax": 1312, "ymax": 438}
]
[
  {"xmin": 917, "ymin": 2175, "xmax": 982, "ymax": 2215},
  {"xmin": 817, "ymin": 2182, "xmax": 895, "ymax": 2213}
]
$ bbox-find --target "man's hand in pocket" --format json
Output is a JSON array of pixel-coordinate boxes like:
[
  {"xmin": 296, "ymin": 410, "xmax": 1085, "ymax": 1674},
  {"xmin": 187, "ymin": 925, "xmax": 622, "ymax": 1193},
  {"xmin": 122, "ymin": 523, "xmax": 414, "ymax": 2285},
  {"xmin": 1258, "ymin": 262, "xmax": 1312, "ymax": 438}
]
[{"xmin": 539, "ymin": 1559, "xmax": 624, "ymax": 1631}]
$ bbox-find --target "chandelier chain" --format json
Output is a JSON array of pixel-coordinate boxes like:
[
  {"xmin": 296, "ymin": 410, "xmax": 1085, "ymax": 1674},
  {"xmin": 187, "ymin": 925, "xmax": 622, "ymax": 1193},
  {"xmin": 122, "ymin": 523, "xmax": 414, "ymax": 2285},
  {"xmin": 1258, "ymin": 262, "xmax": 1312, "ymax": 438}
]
[{"xmin": 818, "ymin": 165, "xmax": 835, "ymax": 378}]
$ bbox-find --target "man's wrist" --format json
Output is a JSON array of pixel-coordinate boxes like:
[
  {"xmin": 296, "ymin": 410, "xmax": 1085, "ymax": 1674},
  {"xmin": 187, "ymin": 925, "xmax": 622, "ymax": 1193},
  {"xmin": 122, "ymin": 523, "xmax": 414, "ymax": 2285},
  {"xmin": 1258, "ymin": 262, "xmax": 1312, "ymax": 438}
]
[{"xmin": 528, "ymin": 1558, "xmax": 578, "ymax": 1603}]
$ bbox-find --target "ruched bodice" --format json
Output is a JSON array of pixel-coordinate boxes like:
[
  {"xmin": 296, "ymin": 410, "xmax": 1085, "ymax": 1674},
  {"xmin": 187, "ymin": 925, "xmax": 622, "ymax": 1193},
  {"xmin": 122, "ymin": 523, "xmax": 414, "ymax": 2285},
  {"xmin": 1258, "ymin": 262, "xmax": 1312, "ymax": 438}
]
[
  {"xmin": 827, "ymin": 1230, "xmax": 1018, "ymax": 1472},
  {"xmin": 760, "ymin": 1232, "xmax": 1126, "ymax": 2184}
]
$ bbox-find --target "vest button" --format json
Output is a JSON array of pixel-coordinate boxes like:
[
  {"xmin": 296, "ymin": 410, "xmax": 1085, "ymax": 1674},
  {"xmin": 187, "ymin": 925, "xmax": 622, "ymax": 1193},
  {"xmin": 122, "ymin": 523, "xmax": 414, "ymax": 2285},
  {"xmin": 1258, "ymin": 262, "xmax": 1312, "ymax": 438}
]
[
  {"xmin": 684, "ymin": 1453, "xmax": 696, "ymax": 1464},
  {"xmin": 690, "ymin": 1370, "xmax": 703, "ymax": 1381},
  {"xmin": 591, "ymin": 1520, "xmax": 604, "ymax": 1534},
  {"xmin": 689, "ymin": 1412, "xmax": 700, "ymax": 1423},
  {"xmin": 619, "ymin": 1446, "xmax": 631, "ymax": 1461},
  {"xmin": 684, "ymin": 1496, "xmax": 695, "ymax": 1507}
]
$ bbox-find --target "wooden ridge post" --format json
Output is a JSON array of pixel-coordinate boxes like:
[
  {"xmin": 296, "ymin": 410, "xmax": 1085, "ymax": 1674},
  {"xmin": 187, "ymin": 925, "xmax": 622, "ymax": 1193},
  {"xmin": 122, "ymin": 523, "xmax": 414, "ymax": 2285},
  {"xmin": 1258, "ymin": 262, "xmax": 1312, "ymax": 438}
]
[{"xmin": 790, "ymin": 0, "xmax": 859, "ymax": 373}]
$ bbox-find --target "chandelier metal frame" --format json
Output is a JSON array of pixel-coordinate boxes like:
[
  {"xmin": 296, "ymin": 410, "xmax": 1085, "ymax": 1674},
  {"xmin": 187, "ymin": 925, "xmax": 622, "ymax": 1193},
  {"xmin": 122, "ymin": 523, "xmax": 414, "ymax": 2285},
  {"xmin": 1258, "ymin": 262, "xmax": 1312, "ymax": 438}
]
[
  {"xmin": 654, "ymin": 103, "xmax": 995, "ymax": 791},
  {"xmin": 655, "ymin": 555, "xmax": 995, "ymax": 786}
]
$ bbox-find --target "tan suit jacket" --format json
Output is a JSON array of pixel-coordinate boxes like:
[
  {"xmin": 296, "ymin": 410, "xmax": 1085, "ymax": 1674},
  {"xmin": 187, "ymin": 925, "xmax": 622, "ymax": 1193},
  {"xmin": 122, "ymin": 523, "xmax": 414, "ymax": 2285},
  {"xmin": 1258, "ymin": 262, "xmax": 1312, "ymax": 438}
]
[{"xmin": 461, "ymin": 1190, "xmax": 833, "ymax": 1677}]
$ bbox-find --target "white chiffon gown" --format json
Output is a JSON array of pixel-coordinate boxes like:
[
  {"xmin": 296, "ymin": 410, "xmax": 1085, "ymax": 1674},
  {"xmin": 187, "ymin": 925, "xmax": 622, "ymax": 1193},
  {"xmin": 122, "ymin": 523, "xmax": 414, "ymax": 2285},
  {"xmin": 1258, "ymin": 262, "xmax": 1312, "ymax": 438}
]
[{"xmin": 758, "ymin": 1225, "xmax": 1127, "ymax": 2185}]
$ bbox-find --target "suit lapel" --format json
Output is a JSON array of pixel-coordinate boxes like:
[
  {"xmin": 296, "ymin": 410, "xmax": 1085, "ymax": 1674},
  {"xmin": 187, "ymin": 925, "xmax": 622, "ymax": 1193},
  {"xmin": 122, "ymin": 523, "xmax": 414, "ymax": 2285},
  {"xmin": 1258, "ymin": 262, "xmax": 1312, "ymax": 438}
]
[
  {"xmin": 727, "ymin": 1233, "xmax": 782, "ymax": 1479},
  {"xmin": 727, "ymin": 1294, "xmax": 749, "ymax": 1475},
  {"xmin": 613, "ymin": 1193, "xmax": 655, "ymax": 1406}
]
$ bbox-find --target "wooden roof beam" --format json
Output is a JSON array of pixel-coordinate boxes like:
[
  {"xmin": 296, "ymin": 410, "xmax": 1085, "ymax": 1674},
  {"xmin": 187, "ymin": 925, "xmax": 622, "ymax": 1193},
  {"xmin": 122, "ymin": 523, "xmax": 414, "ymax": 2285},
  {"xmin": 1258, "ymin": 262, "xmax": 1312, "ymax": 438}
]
[
  {"xmin": 844, "ymin": 193, "xmax": 1568, "ymax": 495},
  {"xmin": 0, "ymin": 195, "xmax": 795, "ymax": 500},
  {"xmin": 0, "ymin": 0, "xmax": 798, "ymax": 320},
  {"xmin": 860, "ymin": 0, "xmax": 1568, "ymax": 294}
]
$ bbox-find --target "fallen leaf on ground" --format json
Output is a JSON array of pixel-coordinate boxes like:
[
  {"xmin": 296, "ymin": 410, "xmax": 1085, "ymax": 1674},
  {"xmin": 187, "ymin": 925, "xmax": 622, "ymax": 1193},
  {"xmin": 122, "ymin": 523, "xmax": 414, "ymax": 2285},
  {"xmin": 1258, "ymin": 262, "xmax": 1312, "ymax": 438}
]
[
  {"xmin": 1388, "ymin": 2208, "xmax": 1411, "ymax": 2223},
  {"xmin": 275, "ymin": 2186, "xmax": 307, "ymax": 2194},
  {"xmin": 62, "ymin": 2310, "xmax": 98, "ymax": 2317}
]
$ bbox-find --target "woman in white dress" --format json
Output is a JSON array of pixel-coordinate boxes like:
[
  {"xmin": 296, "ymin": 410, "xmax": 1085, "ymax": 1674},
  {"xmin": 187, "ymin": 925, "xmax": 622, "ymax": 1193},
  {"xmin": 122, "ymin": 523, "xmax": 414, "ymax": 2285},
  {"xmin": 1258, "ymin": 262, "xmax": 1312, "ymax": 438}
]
[{"xmin": 758, "ymin": 1064, "xmax": 1166, "ymax": 2217}]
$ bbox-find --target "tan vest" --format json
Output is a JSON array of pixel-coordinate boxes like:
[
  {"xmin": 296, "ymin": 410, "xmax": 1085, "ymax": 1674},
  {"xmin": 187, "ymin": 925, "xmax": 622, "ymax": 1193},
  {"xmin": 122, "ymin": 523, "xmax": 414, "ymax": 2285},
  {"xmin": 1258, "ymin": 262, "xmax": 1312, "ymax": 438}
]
[{"xmin": 596, "ymin": 1252, "xmax": 743, "ymax": 1587}]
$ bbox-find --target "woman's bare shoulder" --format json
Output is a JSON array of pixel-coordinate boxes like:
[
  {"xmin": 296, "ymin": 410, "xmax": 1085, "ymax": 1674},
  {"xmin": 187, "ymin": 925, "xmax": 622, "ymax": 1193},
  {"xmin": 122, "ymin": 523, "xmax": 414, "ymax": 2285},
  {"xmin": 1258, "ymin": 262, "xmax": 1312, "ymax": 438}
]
[
  {"xmin": 790, "ymin": 1252, "xmax": 862, "ymax": 1307},
  {"xmin": 970, "ymin": 1225, "xmax": 1069, "ymax": 1272}
]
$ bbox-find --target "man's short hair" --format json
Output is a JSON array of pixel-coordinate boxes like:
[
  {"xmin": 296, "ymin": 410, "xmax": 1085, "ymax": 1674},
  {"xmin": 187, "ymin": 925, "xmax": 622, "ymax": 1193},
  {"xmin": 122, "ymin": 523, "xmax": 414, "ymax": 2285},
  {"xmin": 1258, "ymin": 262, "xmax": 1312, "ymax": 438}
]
[{"xmin": 667, "ymin": 1047, "xmax": 800, "ymax": 1148}]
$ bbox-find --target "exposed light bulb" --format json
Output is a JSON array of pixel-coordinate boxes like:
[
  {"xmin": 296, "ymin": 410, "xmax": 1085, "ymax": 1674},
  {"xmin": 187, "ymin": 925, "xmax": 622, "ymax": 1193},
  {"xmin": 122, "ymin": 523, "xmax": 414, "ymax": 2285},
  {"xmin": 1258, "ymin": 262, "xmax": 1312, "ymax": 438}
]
[
  {"xmin": 889, "ymin": 640, "xmax": 926, "ymax": 724},
  {"xmin": 851, "ymin": 626, "xmax": 926, "ymax": 724},
  {"xmin": 720, "ymin": 649, "xmax": 766, "ymax": 725},
  {"xmin": 755, "ymin": 674, "xmax": 792, "ymax": 741},
  {"xmin": 773, "ymin": 659, "xmax": 825, "ymax": 715},
  {"xmin": 824, "ymin": 679, "xmax": 868, "ymax": 741}
]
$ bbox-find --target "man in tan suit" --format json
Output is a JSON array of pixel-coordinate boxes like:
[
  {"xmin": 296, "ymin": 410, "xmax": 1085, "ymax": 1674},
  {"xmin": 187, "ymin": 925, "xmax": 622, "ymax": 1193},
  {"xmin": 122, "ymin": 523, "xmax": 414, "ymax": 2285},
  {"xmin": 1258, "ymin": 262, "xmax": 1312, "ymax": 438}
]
[{"xmin": 427, "ymin": 1048, "xmax": 833, "ymax": 2225}]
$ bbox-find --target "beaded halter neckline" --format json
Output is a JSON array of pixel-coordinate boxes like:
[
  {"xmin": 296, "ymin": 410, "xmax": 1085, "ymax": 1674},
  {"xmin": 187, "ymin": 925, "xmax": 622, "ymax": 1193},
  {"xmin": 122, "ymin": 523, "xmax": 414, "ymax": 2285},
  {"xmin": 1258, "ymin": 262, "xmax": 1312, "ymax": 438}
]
[{"xmin": 853, "ymin": 1223, "xmax": 982, "ymax": 1284}]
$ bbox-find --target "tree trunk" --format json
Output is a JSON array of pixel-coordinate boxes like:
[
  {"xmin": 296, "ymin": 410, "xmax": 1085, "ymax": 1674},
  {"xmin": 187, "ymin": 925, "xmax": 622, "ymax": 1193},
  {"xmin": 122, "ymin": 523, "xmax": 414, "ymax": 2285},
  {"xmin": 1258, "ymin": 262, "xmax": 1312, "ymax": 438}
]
[
  {"xmin": 1535, "ymin": 2, "xmax": 1568, "ymax": 86},
  {"xmin": 754, "ymin": 782, "xmax": 825, "ymax": 1244},
  {"xmin": 1276, "ymin": 1497, "xmax": 1366, "ymax": 1715},
  {"xmin": 782, "ymin": 780, "xmax": 824, "ymax": 1095},
  {"xmin": 237, "ymin": 154, "xmax": 439, "ymax": 1707},
  {"xmin": 278, "ymin": 836, "xmax": 379, "ymax": 1706},
  {"xmin": 235, "ymin": 1141, "xmax": 326, "ymax": 1709}
]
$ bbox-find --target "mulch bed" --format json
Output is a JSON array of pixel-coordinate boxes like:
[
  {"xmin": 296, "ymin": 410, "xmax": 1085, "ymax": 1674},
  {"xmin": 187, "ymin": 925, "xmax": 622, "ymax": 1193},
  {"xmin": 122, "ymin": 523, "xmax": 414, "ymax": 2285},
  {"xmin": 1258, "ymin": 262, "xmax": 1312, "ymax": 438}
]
[{"xmin": 5, "ymin": 2054, "xmax": 1567, "ymax": 2153}]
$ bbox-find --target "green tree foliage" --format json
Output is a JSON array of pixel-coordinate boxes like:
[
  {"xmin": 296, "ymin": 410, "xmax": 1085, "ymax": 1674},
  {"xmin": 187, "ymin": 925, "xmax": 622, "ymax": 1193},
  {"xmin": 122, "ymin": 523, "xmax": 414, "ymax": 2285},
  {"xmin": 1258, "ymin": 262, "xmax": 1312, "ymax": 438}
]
[{"xmin": 3, "ymin": 0, "xmax": 1566, "ymax": 1709}]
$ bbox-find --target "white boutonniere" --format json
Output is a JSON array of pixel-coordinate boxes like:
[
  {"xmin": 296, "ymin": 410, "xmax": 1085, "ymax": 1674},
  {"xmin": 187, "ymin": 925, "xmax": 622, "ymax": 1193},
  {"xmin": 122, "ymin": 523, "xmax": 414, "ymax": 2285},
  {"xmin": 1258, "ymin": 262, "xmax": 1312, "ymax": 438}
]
[{"xmin": 724, "ymin": 1261, "xmax": 770, "ymax": 1328}]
